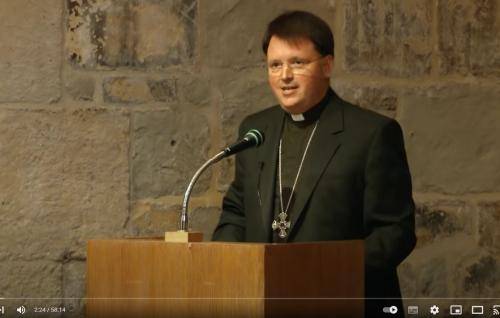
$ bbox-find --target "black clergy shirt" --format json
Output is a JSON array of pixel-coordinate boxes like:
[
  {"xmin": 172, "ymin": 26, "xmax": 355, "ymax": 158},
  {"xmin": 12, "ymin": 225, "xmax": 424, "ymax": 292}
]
[{"xmin": 272, "ymin": 89, "xmax": 332, "ymax": 242}]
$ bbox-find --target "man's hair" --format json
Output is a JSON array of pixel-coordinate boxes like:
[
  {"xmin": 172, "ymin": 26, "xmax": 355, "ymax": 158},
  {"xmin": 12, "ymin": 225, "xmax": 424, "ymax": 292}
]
[{"xmin": 262, "ymin": 11, "xmax": 334, "ymax": 56}]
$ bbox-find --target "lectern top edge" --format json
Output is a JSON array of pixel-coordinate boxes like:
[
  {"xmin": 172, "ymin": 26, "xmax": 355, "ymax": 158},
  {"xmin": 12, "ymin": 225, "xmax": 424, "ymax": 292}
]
[{"xmin": 88, "ymin": 238, "xmax": 364, "ymax": 249}]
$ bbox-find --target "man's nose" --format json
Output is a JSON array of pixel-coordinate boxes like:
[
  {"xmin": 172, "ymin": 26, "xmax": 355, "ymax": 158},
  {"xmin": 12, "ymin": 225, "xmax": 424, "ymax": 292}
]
[{"xmin": 280, "ymin": 63, "xmax": 293, "ymax": 80}]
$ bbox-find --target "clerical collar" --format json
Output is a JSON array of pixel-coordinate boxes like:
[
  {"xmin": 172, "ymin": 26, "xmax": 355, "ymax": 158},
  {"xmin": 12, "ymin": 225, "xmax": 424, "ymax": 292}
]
[{"xmin": 288, "ymin": 88, "xmax": 333, "ymax": 123}]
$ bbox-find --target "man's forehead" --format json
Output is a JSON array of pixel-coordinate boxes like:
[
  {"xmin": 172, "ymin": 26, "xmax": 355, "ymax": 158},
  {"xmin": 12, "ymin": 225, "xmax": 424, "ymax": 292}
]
[{"xmin": 267, "ymin": 35, "xmax": 318, "ymax": 57}]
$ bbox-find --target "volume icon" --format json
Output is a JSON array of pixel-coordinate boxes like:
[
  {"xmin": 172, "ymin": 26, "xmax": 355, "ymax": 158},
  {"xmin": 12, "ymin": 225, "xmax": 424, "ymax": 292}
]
[{"xmin": 16, "ymin": 305, "xmax": 26, "ymax": 315}]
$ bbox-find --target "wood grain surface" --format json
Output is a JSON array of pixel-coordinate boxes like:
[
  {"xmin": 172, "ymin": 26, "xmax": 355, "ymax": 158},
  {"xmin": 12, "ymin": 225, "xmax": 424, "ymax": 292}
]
[{"xmin": 87, "ymin": 239, "xmax": 363, "ymax": 317}]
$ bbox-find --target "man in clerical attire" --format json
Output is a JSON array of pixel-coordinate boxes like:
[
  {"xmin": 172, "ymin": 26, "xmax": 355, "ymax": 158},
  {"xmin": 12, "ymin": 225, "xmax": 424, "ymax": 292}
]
[{"xmin": 212, "ymin": 10, "xmax": 416, "ymax": 317}]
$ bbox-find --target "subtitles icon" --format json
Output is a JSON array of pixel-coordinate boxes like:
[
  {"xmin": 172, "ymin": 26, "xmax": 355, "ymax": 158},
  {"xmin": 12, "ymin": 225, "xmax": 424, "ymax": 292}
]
[
  {"xmin": 450, "ymin": 305, "xmax": 462, "ymax": 315},
  {"xmin": 382, "ymin": 306, "xmax": 398, "ymax": 314},
  {"xmin": 407, "ymin": 306, "xmax": 418, "ymax": 315},
  {"xmin": 471, "ymin": 305, "xmax": 483, "ymax": 315}
]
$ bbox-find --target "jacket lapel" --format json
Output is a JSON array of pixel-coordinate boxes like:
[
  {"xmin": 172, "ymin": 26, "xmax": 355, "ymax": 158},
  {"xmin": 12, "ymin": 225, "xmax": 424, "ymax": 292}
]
[
  {"xmin": 288, "ymin": 97, "xmax": 344, "ymax": 237},
  {"xmin": 256, "ymin": 108, "xmax": 284, "ymax": 241}
]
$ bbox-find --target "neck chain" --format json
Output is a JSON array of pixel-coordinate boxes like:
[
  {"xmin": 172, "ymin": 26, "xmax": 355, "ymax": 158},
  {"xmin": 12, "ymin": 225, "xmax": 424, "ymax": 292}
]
[{"xmin": 272, "ymin": 120, "xmax": 319, "ymax": 239}]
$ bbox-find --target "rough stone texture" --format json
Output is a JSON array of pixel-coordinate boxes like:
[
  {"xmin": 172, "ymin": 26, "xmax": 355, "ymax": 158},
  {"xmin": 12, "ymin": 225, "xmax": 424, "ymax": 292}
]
[
  {"xmin": 478, "ymin": 201, "xmax": 500, "ymax": 252},
  {"xmin": 438, "ymin": 0, "xmax": 500, "ymax": 76},
  {"xmin": 343, "ymin": 0, "xmax": 433, "ymax": 77},
  {"xmin": 332, "ymin": 79, "xmax": 398, "ymax": 118},
  {"xmin": 131, "ymin": 202, "xmax": 181, "ymax": 236},
  {"xmin": 200, "ymin": 0, "xmax": 336, "ymax": 68},
  {"xmin": 398, "ymin": 198, "xmax": 491, "ymax": 300},
  {"xmin": 177, "ymin": 72, "xmax": 212, "ymax": 106},
  {"xmin": 0, "ymin": 108, "xmax": 130, "ymax": 261},
  {"xmin": 414, "ymin": 201, "xmax": 476, "ymax": 249},
  {"xmin": 461, "ymin": 254, "xmax": 500, "ymax": 296},
  {"xmin": 398, "ymin": 85, "xmax": 500, "ymax": 194},
  {"xmin": 399, "ymin": 198, "xmax": 500, "ymax": 302},
  {"xmin": 189, "ymin": 207, "xmax": 222, "ymax": 239},
  {"xmin": 0, "ymin": 260, "xmax": 63, "ymax": 315},
  {"xmin": 66, "ymin": 0, "xmax": 196, "ymax": 69},
  {"xmin": 62, "ymin": 261, "xmax": 86, "ymax": 317},
  {"xmin": 66, "ymin": 76, "xmax": 95, "ymax": 101},
  {"xmin": 130, "ymin": 202, "xmax": 220, "ymax": 241},
  {"xmin": 401, "ymin": 233, "xmax": 475, "ymax": 298},
  {"xmin": 397, "ymin": 262, "xmax": 417, "ymax": 298},
  {"xmin": 103, "ymin": 77, "xmax": 177, "ymax": 103},
  {"xmin": 215, "ymin": 67, "xmax": 276, "ymax": 191},
  {"xmin": 131, "ymin": 108, "xmax": 211, "ymax": 199},
  {"xmin": 0, "ymin": 0, "xmax": 62, "ymax": 103}
]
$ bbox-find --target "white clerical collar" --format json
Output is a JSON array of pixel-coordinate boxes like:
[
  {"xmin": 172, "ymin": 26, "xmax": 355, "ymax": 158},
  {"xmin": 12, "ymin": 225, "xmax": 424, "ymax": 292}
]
[{"xmin": 290, "ymin": 113, "xmax": 305, "ymax": 122}]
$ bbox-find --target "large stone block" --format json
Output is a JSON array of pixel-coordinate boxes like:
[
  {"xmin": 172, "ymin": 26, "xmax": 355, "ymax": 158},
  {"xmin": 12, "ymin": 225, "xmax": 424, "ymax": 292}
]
[
  {"xmin": 63, "ymin": 261, "xmax": 86, "ymax": 317},
  {"xmin": 177, "ymin": 72, "xmax": 212, "ymax": 106},
  {"xmin": 103, "ymin": 77, "xmax": 177, "ymax": 104},
  {"xmin": 478, "ymin": 201, "xmax": 500, "ymax": 252},
  {"xmin": 0, "ymin": 260, "xmax": 63, "ymax": 316},
  {"xmin": 438, "ymin": 0, "xmax": 500, "ymax": 76},
  {"xmin": 450, "ymin": 250, "xmax": 500, "ymax": 297},
  {"xmin": 402, "ymin": 233, "xmax": 478, "ymax": 298},
  {"xmin": 398, "ymin": 85, "xmax": 500, "ymax": 194},
  {"xmin": 189, "ymin": 207, "xmax": 221, "ymax": 240},
  {"xmin": 131, "ymin": 108, "xmax": 211, "ymax": 199},
  {"xmin": 131, "ymin": 201, "xmax": 220, "ymax": 241},
  {"xmin": 66, "ymin": 0, "xmax": 196, "ymax": 69},
  {"xmin": 414, "ymin": 200, "xmax": 475, "ymax": 249},
  {"xmin": 0, "ymin": 260, "xmax": 61, "ymax": 299},
  {"xmin": 0, "ymin": 0, "xmax": 62, "ymax": 102},
  {"xmin": 103, "ymin": 73, "xmax": 209, "ymax": 105},
  {"xmin": 199, "ymin": 0, "xmax": 336, "ymax": 68},
  {"xmin": 343, "ymin": 0, "xmax": 433, "ymax": 77},
  {"xmin": 414, "ymin": 257, "xmax": 449, "ymax": 297},
  {"xmin": 214, "ymin": 67, "xmax": 276, "ymax": 191},
  {"xmin": 332, "ymin": 79, "xmax": 398, "ymax": 118},
  {"xmin": 131, "ymin": 202, "xmax": 181, "ymax": 236},
  {"xmin": 401, "ymin": 199, "xmax": 476, "ymax": 297},
  {"xmin": 397, "ymin": 261, "xmax": 417, "ymax": 298},
  {"xmin": 65, "ymin": 75, "xmax": 95, "ymax": 101},
  {"xmin": 0, "ymin": 108, "xmax": 130, "ymax": 261},
  {"xmin": 401, "ymin": 198, "xmax": 500, "ymax": 298}
]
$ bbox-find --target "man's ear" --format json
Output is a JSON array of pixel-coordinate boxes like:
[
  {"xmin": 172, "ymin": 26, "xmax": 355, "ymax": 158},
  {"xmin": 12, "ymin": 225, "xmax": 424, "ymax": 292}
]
[{"xmin": 322, "ymin": 55, "xmax": 334, "ymax": 77}]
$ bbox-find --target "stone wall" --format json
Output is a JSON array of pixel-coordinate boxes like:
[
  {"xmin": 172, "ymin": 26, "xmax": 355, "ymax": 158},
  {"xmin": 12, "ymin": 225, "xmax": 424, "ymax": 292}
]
[{"xmin": 0, "ymin": 0, "xmax": 499, "ymax": 316}]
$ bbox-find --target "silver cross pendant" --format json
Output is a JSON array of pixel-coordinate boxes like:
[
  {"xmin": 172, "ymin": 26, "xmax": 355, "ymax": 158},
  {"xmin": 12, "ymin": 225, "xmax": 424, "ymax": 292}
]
[{"xmin": 272, "ymin": 212, "xmax": 291, "ymax": 239}]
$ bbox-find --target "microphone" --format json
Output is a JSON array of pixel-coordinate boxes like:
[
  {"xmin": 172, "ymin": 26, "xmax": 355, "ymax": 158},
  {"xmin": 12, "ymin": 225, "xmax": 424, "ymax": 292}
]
[
  {"xmin": 175, "ymin": 129, "xmax": 265, "ymax": 235},
  {"xmin": 222, "ymin": 129, "xmax": 265, "ymax": 158}
]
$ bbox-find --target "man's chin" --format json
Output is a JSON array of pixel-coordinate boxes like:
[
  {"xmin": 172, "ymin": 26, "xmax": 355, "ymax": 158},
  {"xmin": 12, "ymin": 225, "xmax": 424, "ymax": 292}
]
[{"xmin": 278, "ymin": 102, "xmax": 303, "ymax": 114}]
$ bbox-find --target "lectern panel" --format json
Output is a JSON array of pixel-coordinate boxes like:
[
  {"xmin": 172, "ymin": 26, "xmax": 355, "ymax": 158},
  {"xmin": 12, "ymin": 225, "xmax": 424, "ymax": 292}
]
[{"xmin": 87, "ymin": 239, "xmax": 364, "ymax": 317}]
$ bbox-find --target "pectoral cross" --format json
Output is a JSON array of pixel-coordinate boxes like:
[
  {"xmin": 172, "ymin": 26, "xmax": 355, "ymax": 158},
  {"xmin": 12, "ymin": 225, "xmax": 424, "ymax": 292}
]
[{"xmin": 272, "ymin": 212, "xmax": 291, "ymax": 239}]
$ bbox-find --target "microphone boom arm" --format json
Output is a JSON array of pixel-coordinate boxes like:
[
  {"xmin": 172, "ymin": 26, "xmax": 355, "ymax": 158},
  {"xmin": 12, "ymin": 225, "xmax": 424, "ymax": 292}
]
[
  {"xmin": 180, "ymin": 150, "xmax": 225, "ymax": 231},
  {"xmin": 179, "ymin": 128, "xmax": 263, "ymax": 232}
]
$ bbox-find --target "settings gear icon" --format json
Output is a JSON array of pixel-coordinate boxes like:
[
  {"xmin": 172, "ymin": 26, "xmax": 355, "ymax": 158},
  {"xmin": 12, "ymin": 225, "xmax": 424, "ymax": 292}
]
[{"xmin": 430, "ymin": 305, "xmax": 440, "ymax": 315}]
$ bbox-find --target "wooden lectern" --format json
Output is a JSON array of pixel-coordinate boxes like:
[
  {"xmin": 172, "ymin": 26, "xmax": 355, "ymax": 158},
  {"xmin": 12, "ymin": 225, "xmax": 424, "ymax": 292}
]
[{"xmin": 87, "ymin": 239, "xmax": 364, "ymax": 318}]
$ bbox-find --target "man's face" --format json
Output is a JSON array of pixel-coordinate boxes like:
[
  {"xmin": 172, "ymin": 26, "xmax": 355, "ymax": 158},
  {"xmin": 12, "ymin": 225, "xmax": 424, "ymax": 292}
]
[{"xmin": 266, "ymin": 36, "xmax": 332, "ymax": 114}]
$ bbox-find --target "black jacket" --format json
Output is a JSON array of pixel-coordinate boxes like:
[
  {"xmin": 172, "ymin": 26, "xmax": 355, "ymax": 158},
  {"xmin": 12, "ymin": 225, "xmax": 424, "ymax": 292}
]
[{"xmin": 213, "ymin": 91, "xmax": 416, "ymax": 317}]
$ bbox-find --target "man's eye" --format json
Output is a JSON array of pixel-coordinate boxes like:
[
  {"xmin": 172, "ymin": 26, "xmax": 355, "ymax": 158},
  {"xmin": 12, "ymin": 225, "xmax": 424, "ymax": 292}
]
[
  {"xmin": 291, "ymin": 60, "xmax": 305, "ymax": 66},
  {"xmin": 269, "ymin": 62, "xmax": 282, "ymax": 69}
]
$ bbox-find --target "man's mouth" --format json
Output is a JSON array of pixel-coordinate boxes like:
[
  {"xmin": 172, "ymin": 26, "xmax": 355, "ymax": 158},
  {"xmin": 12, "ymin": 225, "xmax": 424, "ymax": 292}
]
[{"xmin": 281, "ymin": 85, "xmax": 298, "ymax": 94}]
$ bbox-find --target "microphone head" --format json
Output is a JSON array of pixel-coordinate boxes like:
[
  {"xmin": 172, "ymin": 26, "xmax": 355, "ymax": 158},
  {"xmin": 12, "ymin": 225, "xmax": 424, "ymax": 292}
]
[{"xmin": 244, "ymin": 129, "xmax": 264, "ymax": 146}]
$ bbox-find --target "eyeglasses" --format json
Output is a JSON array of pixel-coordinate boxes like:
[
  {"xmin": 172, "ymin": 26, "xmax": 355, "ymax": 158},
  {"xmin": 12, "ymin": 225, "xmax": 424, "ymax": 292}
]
[{"xmin": 267, "ymin": 56, "xmax": 325, "ymax": 76}]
